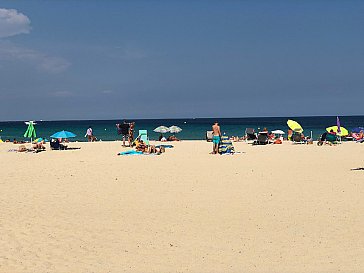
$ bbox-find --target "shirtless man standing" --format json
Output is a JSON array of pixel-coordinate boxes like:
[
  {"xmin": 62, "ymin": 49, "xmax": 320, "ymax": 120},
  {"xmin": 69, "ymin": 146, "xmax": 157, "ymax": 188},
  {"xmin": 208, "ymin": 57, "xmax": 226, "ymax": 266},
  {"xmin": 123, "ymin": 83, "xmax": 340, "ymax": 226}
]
[{"xmin": 212, "ymin": 121, "xmax": 221, "ymax": 154}]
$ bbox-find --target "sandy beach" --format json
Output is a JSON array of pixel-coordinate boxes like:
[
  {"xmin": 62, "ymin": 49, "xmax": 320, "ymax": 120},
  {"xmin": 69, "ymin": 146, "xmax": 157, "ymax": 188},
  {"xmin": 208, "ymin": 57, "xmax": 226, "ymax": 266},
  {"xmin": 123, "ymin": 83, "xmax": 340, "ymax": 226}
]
[{"xmin": 0, "ymin": 140, "xmax": 363, "ymax": 273}]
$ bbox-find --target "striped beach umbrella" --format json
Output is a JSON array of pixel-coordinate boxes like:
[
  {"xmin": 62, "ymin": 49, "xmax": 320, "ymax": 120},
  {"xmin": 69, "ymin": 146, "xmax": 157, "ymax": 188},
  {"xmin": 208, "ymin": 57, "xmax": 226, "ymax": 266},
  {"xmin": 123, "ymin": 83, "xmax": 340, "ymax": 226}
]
[
  {"xmin": 169, "ymin": 126, "xmax": 182, "ymax": 134},
  {"xmin": 153, "ymin": 126, "xmax": 170, "ymax": 134}
]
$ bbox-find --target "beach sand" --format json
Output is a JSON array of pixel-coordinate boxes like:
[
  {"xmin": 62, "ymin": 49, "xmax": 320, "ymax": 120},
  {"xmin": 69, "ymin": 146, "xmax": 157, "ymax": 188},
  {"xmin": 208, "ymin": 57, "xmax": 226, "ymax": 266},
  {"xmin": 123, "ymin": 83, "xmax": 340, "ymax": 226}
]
[{"xmin": 0, "ymin": 140, "xmax": 363, "ymax": 273}]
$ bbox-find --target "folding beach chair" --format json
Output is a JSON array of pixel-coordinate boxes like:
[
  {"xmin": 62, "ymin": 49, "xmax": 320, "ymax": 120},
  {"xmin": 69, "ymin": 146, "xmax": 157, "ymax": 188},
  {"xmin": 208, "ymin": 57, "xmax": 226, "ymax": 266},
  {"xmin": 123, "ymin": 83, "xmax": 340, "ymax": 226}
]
[
  {"xmin": 292, "ymin": 133, "xmax": 306, "ymax": 144},
  {"xmin": 245, "ymin": 128, "xmax": 257, "ymax": 142},
  {"xmin": 253, "ymin": 133, "xmax": 269, "ymax": 145},
  {"xmin": 135, "ymin": 130, "xmax": 149, "ymax": 146},
  {"xmin": 206, "ymin": 131, "xmax": 213, "ymax": 142}
]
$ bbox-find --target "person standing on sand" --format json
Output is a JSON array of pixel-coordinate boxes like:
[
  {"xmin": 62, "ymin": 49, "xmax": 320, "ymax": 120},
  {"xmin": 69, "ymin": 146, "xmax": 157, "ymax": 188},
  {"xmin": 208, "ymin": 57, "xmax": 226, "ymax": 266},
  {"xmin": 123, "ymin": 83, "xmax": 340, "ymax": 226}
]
[
  {"xmin": 212, "ymin": 121, "xmax": 221, "ymax": 154},
  {"xmin": 128, "ymin": 122, "xmax": 135, "ymax": 145},
  {"xmin": 86, "ymin": 126, "xmax": 93, "ymax": 142},
  {"xmin": 120, "ymin": 120, "xmax": 130, "ymax": 147}
]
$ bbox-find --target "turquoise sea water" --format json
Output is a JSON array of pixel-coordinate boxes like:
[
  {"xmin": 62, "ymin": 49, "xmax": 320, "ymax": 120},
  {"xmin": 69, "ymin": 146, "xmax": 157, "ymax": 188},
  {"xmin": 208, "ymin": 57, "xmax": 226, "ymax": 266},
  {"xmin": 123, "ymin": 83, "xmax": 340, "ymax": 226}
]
[{"xmin": 1, "ymin": 116, "xmax": 363, "ymax": 142}]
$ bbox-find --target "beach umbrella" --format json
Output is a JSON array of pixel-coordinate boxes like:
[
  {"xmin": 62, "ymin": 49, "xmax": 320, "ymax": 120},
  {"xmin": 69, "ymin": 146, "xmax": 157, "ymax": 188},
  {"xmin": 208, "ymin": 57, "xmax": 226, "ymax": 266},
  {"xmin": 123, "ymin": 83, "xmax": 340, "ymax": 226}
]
[
  {"xmin": 34, "ymin": 137, "xmax": 48, "ymax": 143},
  {"xmin": 326, "ymin": 126, "xmax": 348, "ymax": 136},
  {"xmin": 153, "ymin": 126, "xmax": 170, "ymax": 134},
  {"xmin": 271, "ymin": 129, "xmax": 285, "ymax": 134},
  {"xmin": 287, "ymin": 119, "xmax": 303, "ymax": 133},
  {"xmin": 336, "ymin": 116, "xmax": 341, "ymax": 135},
  {"xmin": 50, "ymin": 130, "xmax": 76, "ymax": 139},
  {"xmin": 352, "ymin": 127, "xmax": 364, "ymax": 133},
  {"xmin": 169, "ymin": 125, "xmax": 182, "ymax": 134},
  {"xmin": 24, "ymin": 121, "xmax": 37, "ymax": 141}
]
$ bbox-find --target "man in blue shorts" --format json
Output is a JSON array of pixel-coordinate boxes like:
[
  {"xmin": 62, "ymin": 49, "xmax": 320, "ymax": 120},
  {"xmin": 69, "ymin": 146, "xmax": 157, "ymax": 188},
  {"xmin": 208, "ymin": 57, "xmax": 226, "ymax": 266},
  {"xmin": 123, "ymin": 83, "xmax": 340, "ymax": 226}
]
[{"xmin": 212, "ymin": 121, "xmax": 221, "ymax": 154}]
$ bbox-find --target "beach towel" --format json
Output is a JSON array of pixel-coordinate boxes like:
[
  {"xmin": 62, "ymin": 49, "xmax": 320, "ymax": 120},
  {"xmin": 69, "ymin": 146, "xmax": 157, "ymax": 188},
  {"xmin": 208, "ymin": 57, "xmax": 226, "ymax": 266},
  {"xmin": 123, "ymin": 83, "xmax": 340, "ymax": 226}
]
[
  {"xmin": 155, "ymin": 145, "xmax": 174, "ymax": 149},
  {"xmin": 118, "ymin": 150, "xmax": 143, "ymax": 156},
  {"xmin": 218, "ymin": 136, "xmax": 235, "ymax": 154}
]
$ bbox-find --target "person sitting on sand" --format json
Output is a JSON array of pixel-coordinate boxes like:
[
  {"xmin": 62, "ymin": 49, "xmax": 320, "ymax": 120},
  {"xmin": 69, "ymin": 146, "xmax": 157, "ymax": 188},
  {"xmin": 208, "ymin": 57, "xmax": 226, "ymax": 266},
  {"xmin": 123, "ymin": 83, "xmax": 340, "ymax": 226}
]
[
  {"xmin": 33, "ymin": 140, "xmax": 46, "ymax": 150},
  {"xmin": 262, "ymin": 127, "xmax": 269, "ymax": 133},
  {"xmin": 148, "ymin": 145, "xmax": 165, "ymax": 155},
  {"xmin": 18, "ymin": 145, "xmax": 27, "ymax": 152},
  {"xmin": 158, "ymin": 134, "xmax": 167, "ymax": 142},
  {"xmin": 329, "ymin": 129, "xmax": 336, "ymax": 135},
  {"xmin": 136, "ymin": 140, "xmax": 148, "ymax": 152},
  {"xmin": 167, "ymin": 135, "xmax": 180, "ymax": 141}
]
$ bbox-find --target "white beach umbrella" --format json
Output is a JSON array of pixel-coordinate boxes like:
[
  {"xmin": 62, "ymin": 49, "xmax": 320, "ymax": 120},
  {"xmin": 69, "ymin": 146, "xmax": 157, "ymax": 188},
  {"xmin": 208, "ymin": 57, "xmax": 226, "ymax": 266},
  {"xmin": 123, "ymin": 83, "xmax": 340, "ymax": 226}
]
[
  {"xmin": 169, "ymin": 126, "xmax": 182, "ymax": 134},
  {"xmin": 271, "ymin": 129, "xmax": 285, "ymax": 134},
  {"xmin": 154, "ymin": 126, "xmax": 170, "ymax": 134}
]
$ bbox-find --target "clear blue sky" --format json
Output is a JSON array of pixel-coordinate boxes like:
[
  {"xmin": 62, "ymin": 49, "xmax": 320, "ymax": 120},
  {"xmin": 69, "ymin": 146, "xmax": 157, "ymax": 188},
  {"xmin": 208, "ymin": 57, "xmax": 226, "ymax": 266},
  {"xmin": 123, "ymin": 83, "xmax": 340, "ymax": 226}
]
[{"xmin": 0, "ymin": 0, "xmax": 363, "ymax": 120}]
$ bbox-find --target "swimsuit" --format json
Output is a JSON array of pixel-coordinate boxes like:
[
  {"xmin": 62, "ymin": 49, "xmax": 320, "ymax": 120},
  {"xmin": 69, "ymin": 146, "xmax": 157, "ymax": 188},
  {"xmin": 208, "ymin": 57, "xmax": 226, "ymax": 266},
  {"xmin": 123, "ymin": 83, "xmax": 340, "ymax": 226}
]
[{"xmin": 213, "ymin": 135, "xmax": 220, "ymax": 144}]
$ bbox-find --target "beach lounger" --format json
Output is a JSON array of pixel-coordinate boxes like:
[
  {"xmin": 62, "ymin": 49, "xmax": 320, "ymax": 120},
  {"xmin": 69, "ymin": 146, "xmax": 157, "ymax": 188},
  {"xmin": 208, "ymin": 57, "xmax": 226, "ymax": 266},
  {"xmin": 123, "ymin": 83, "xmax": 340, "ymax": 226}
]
[
  {"xmin": 206, "ymin": 131, "xmax": 213, "ymax": 142},
  {"xmin": 253, "ymin": 133, "xmax": 269, "ymax": 145},
  {"xmin": 245, "ymin": 128, "xmax": 257, "ymax": 142},
  {"xmin": 292, "ymin": 133, "xmax": 306, "ymax": 144}
]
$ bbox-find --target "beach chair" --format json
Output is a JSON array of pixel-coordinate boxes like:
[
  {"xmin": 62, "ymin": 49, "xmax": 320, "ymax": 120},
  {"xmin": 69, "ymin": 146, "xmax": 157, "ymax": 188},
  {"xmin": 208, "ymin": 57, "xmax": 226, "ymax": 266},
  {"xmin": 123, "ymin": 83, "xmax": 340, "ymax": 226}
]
[
  {"xmin": 218, "ymin": 136, "xmax": 235, "ymax": 154},
  {"xmin": 206, "ymin": 131, "xmax": 213, "ymax": 142},
  {"xmin": 253, "ymin": 133, "xmax": 269, "ymax": 145},
  {"xmin": 325, "ymin": 133, "xmax": 338, "ymax": 145},
  {"xmin": 245, "ymin": 128, "xmax": 257, "ymax": 142},
  {"xmin": 292, "ymin": 133, "xmax": 306, "ymax": 144},
  {"xmin": 50, "ymin": 139, "xmax": 67, "ymax": 150},
  {"xmin": 135, "ymin": 130, "xmax": 149, "ymax": 146}
]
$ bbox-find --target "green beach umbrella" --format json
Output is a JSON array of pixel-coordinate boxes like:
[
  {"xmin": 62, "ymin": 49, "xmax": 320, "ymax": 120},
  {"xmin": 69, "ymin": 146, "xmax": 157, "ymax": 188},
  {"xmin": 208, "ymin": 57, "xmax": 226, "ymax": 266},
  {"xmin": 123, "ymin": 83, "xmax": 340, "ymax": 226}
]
[
  {"xmin": 326, "ymin": 126, "xmax": 348, "ymax": 137},
  {"xmin": 287, "ymin": 119, "xmax": 303, "ymax": 133},
  {"xmin": 24, "ymin": 121, "xmax": 37, "ymax": 141}
]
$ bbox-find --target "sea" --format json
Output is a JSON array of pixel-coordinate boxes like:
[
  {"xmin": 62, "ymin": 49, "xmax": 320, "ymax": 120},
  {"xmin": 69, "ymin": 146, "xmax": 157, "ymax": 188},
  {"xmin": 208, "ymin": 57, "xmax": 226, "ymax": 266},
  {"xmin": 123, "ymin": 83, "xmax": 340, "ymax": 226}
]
[{"xmin": 1, "ymin": 116, "xmax": 363, "ymax": 142}]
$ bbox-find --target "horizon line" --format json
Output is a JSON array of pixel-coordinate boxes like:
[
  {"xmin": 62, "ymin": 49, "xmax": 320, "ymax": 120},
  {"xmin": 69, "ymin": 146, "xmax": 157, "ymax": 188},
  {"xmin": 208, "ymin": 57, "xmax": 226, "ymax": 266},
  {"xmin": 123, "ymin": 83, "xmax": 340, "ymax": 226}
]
[{"xmin": 1, "ymin": 114, "xmax": 363, "ymax": 123}]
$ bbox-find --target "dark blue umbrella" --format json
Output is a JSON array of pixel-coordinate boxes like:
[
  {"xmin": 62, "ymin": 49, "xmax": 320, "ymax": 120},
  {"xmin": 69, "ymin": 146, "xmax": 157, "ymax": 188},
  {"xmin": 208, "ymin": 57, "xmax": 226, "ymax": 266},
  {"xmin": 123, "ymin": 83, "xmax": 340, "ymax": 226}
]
[
  {"xmin": 352, "ymin": 127, "xmax": 364, "ymax": 133},
  {"xmin": 50, "ymin": 130, "xmax": 76, "ymax": 139}
]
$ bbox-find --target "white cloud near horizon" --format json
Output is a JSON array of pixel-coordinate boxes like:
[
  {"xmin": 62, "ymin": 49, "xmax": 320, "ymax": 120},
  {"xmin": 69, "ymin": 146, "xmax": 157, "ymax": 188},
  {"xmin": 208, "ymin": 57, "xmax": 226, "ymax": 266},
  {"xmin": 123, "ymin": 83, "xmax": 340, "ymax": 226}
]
[
  {"xmin": 0, "ymin": 41, "xmax": 71, "ymax": 73},
  {"xmin": 0, "ymin": 8, "xmax": 31, "ymax": 38},
  {"xmin": 50, "ymin": 90, "xmax": 74, "ymax": 97}
]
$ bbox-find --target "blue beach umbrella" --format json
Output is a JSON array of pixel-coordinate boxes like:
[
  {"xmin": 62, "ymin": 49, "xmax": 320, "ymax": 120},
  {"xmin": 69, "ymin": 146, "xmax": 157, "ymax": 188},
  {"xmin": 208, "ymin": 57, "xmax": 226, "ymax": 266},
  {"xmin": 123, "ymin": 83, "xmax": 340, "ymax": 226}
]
[
  {"xmin": 352, "ymin": 127, "xmax": 364, "ymax": 133},
  {"xmin": 50, "ymin": 130, "xmax": 76, "ymax": 139}
]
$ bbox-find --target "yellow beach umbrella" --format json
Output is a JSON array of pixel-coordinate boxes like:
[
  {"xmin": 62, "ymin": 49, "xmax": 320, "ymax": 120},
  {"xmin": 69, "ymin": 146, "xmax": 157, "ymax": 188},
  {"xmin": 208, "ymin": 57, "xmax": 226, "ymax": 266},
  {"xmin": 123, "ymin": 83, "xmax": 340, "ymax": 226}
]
[
  {"xmin": 287, "ymin": 119, "xmax": 303, "ymax": 133},
  {"xmin": 326, "ymin": 126, "xmax": 348, "ymax": 136}
]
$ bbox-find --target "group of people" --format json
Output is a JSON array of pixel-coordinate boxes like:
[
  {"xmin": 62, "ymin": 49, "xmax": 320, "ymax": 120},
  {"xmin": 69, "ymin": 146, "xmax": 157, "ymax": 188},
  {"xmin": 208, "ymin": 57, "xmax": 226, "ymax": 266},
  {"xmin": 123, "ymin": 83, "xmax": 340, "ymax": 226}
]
[
  {"xmin": 158, "ymin": 134, "xmax": 180, "ymax": 142},
  {"xmin": 116, "ymin": 120, "xmax": 135, "ymax": 147},
  {"xmin": 133, "ymin": 138, "xmax": 166, "ymax": 155}
]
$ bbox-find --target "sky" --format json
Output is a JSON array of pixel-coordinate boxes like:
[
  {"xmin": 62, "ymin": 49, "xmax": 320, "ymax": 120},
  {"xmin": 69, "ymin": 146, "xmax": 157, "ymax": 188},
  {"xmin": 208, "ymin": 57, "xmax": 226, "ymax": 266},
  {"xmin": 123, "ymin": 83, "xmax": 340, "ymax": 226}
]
[{"xmin": 0, "ymin": 0, "xmax": 363, "ymax": 121}]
